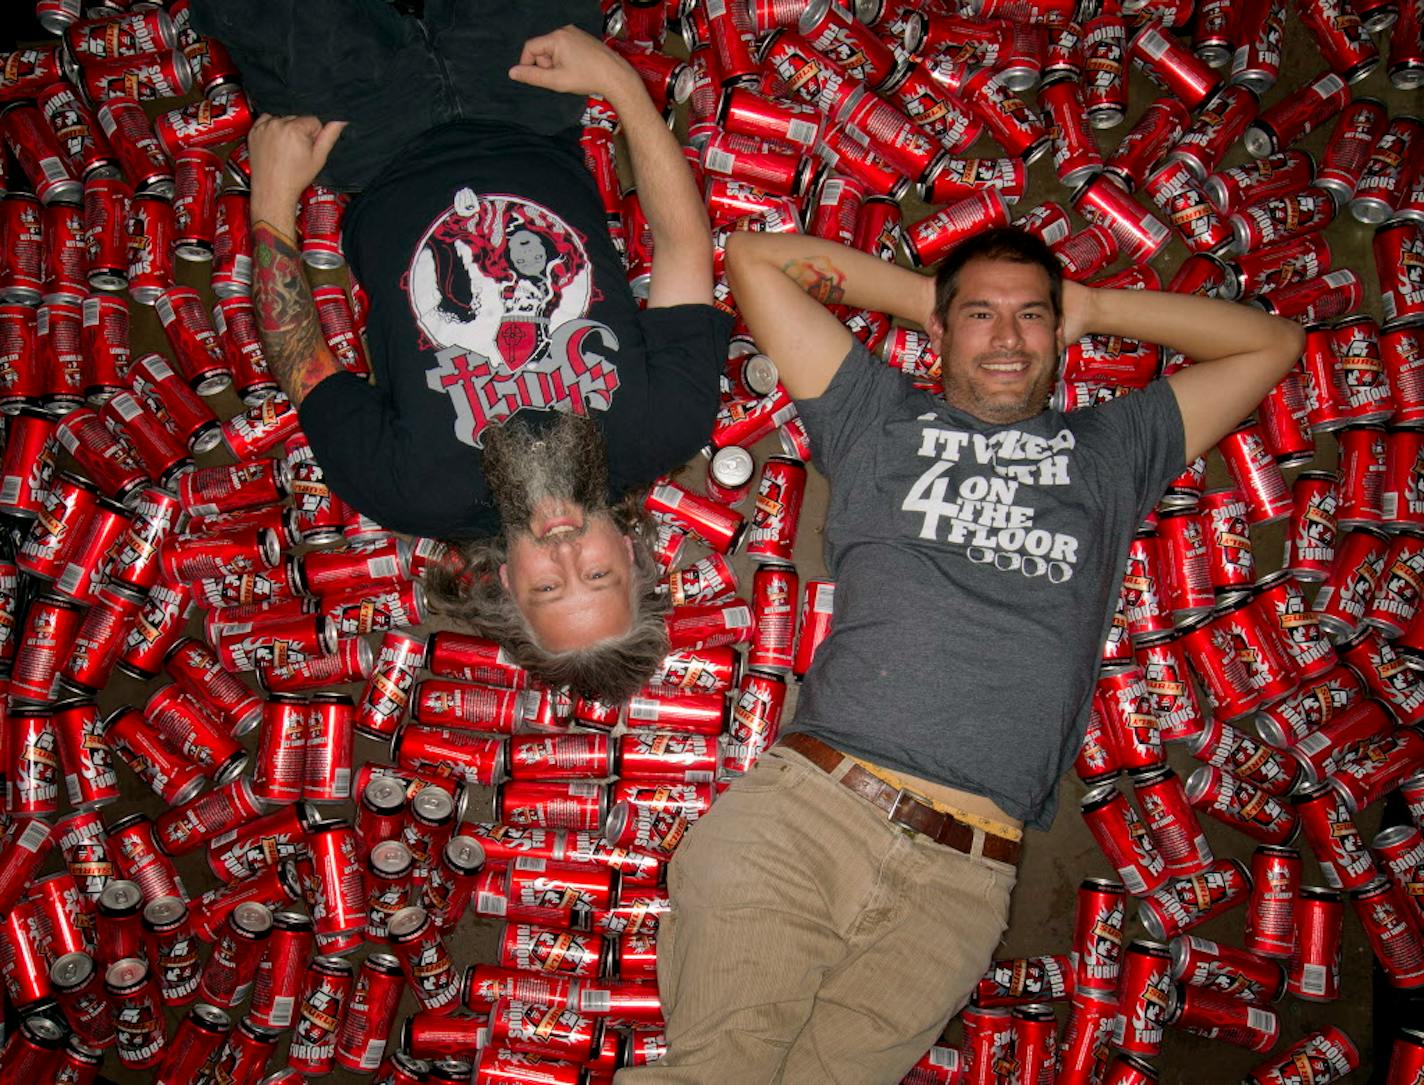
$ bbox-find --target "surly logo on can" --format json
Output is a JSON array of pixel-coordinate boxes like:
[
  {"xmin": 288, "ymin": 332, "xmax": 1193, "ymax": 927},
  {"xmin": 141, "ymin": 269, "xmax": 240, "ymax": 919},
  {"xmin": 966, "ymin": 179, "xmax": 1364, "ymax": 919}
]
[
  {"xmin": 904, "ymin": 421, "xmax": 1080, "ymax": 581},
  {"xmin": 407, "ymin": 191, "xmax": 620, "ymax": 447}
]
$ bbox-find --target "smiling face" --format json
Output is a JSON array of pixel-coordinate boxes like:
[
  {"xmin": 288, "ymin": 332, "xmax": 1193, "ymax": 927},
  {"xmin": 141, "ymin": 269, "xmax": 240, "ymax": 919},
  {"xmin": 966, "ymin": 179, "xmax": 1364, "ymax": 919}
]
[
  {"xmin": 928, "ymin": 257, "xmax": 1064, "ymax": 426},
  {"xmin": 500, "ymin": 504, "xmax": 637, "ymax": 651}
]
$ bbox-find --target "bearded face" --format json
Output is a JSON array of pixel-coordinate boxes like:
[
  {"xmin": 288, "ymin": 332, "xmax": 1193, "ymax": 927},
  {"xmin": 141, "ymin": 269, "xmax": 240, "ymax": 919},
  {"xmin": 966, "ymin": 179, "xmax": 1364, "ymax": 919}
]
[{"xmin": 482, "ymin": 413, "xmax": 610, "ymax": 536}]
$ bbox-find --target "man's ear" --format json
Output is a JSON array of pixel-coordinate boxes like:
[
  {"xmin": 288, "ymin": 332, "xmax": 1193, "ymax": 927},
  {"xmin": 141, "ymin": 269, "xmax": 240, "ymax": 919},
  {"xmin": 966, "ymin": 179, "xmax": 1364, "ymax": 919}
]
[{"xmin": 927, "ymin": 309, "xmax": 945, "ymax": 343}]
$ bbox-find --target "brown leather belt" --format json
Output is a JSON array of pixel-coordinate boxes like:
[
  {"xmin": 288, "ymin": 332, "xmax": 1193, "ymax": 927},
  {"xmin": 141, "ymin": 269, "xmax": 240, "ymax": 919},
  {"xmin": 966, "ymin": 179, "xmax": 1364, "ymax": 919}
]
[{"xmin": 779, "ymin": 732, "xmax": 1022, "ymax": 866}]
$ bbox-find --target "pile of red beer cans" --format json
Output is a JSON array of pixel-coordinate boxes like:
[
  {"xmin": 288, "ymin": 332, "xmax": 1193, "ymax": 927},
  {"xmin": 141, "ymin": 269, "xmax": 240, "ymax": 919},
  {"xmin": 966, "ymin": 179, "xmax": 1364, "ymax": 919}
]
[{"xmin": 0, "ymin": 0, "xmax": 1423, "ymax": 1082}]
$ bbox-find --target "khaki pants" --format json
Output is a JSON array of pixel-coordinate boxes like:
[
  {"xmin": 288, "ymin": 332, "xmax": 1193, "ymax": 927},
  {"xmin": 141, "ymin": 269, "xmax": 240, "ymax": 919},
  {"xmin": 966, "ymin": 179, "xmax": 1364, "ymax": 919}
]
[{"xmin": 614, "ymin": 746, "xmax": 1018, "ymax": 1085}]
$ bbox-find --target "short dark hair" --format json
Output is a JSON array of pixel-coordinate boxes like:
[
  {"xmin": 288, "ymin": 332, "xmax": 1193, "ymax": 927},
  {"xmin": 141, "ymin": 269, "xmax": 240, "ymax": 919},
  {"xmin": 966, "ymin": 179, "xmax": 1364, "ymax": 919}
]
[
  {"xmin": 932, "ymin": 227, "xmax": 1063, "ymax": 325},
  {"xmin": 422, "ymin": 495, "xmax": 670, "ymax": 704}
]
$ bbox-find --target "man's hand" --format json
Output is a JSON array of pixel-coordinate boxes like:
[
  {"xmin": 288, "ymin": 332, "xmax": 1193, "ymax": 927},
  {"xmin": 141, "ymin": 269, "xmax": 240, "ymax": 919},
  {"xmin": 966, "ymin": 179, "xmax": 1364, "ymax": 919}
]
[
  {"xmin": 508, "ymin": 25, "xmax": 641, "ymax": 108},
  {"xmin": 248, "ymin": 114, "xmax": 348, "ymax": 222}
]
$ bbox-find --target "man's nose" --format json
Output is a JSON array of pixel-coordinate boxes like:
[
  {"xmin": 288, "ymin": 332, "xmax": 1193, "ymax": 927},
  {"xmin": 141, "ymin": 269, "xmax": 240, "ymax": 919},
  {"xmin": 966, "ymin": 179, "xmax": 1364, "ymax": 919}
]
[{"xmin": 991, "ymin": 313, "xmax": 1023, "ymax": 347}]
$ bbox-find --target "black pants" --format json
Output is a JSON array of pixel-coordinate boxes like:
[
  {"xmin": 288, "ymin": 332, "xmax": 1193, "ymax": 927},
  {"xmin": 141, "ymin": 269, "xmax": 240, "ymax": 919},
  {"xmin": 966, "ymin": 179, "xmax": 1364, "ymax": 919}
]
[{"xmin": 188, "ymin": 0, "xmax": 601, "ymax": 191}]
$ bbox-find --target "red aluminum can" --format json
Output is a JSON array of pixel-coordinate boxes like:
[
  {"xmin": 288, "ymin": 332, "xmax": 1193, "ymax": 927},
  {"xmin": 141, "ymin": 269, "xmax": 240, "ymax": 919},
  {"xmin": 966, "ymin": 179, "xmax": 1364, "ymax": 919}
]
[
  {"xmin": 50, "ymin": 951, "xmax": 116, "ymax": 1050},
  {"xmin": 975, "ymin": 954, "xmax": 1073, "ymax": 1008},
  {"xmin": 1075, "ymin": 692, "xmax": 1120, "ymax": 784},
  {"xmin": 1245, "ymin": 844, "xmax": 1302, "ymax": 959},
  {"xmin": 0, "ymin": 304, "xmax": 40, "ymax": 408},
  {"xmin": 1333, "ymin": 319, "xmax": 1393, "ymax": 423},
  {"xmin": 0, "ymin": 193, "xmax": 46, "ymax": 305},
  {"xmin": 958, "ymin": 66, "xmax": 1049, "ymax": 162},
  {"xmin": 7, "ymin": 706, "xmax": 61, "ymax": 815},
  {"xmin": 1375, "ymin": 824, "xmax": 1424, "ymax": 928},
  {"xmin": 0, "ymin": 407, "xmax": 59, "ymax": 518},
  {"xmin": 498, "ymin": 921, "xmax": 607, "ymax": 979},
  {"xmin": 1293, "ymin": 781, "xmax": 1380, "ymax": 891},
  {"xmin": 2, "ymin": 102, "xmax": 82, "ymax": 206},
  {"xmin": 499, "ymin": 782, "xmax": 605, "ymax": 832},
  {"xmin": 165, "ymin": 637, "xmax": 263, "ymax": 737},
  {"xmin": 1104, "ymin": 97, "xmax": 1189, "ymax": 190},
  {"xmin": 1199, "ymin": 487, "xmax": 1255, "ymax": 592},
  {"xmin": 154, "ymin": 89, "xmax": 253, "ymax": 159},
  {"xmin": 115, "ymin": 582, "xmax": 195, "ymax": 680},
  {"xmin": 54, "ymin": 698, "xmax": 120, "ymax": 808},
  {"xmin": 143, "ymin": 684, "xmax": 245, "ymax": 782},
  {"xmin": 287, "ymin": 955, "xmax": 353, "ymax": 1073},
  {"xmin": 198, "ymin": 901, "xmax": 272, "ymax": 1007},
  {"xmin": 2, "ymin": 898, "xmax": 53, "ymax": 1006},
  {"xmin": 1287, "ymin": 886, "xmax": 1345, "ymax": 1002},
  {"xmin": 221, "ymin": 394, "xmax": 301, "ymax": 459},
  {"xmin": 335, "ymin": 952, "xmax": 407, "ymax": 1072},
  {"xmin": 1129, "ymin": 21, "xmax": 1220, "ymax": 108},
  {"xmin": 82, "ymin": 176, "xmax": 131, "ymax": 291},
  {"xmin": 211, "ymin": 189, "xmax": 253, "ymax": 298},
  {"xmin": 105, "ymin": 956, "xmax": 167, "ymax": 1069},
  {"xmin": 1166, "ymin": 984, "xmax": 1278, "ymax": 1050},
  {"xmin": 746, "ymin": 455, "xmax": 806, "ymax": 563},
  {"xmin": 355, "ymin": 630, "xmax": 427, "ymax": 739},
  {"xmin": 130, "ymin": 352, "xmax": 222, "ymax": 453},
  {"xmin": 12, "ymin": 593, "xmax": 85, "ymax": 703},
  {"xmin": 1245, "ymin": 72, "xmax": 1349, "ymax": 159},
  {"xmin": 1058, "ymin": 987, "xmax": 1120, "ymax": 1085},
  {"xmin": 141, "ymin": 896, "xmax": 205, "ymax": 1004},
  {"xmin": 305, "ymin": 693, "xmax": 354, "ymax": 803},
  {"xmin": 389, "ymin": 906, "xmax": 459, "ymax": 1013},
  {"xmin": 1316, "ymin": 97, "xmax": 1390, "ymax": 204},
  {"xmin": 961, "ymin": 1004, "xmax": 1012, "ymax": 1085},
  {"xmin": 18, "ymin": 472, "xmax": 100, "ymax": 582},
  {"xmin": 123, "ymin": 193, "xmax": 175, "ymax": 304},
  {"xmin": 749, "ymin": 562, "xmax": 798, "ymax": 673},
  {"xmin": 1283, "ymin": 472, "xmax": 1338, "ymax": 582},
  {"xmin": 1206, "ymin": 152, "xmax": 1317, "ymax": 217},
  {"xmin": 1080, "ymin": 783, "xmax": 1168, "ymax": 896},
  {"xmin": 1253, "ymin": 572, "xmax": 1336, "ymax": 681},
  {"xmin": 1364, "ymin": 531, "xmax": 1424, "ymax": 635},
  {"xmin": 170, "ymin": 148, "xmax": 220, "ymax": 262},
  {"xmin": 105, "ymin": 706, "xmax": 207, "ymax": 808},
  {"xmin": 1154, "ymin": 511, "xmax": 1212, "ymax": 619},
  {"xmin": 79, "ymin": 294, "xmax": 128, "ymax": 402},
  {"xmin": 1189, "ymin": 713, "xmax": 1302, "ymax": 799},
  {"xmin": 1186, "ymin": 765, "xmax": 1298, "ymax": 845},
  {"xmin": 100, "ymin": 391, "xmax": 192, "ymax": 487},
  {"xmin": 644, "ymin": 477, "xmax": 747, "ymax": 553},
  {"xmin": 1072, "ymin": 174, "xmax": 1171, "ymax": 263},
  {"xmin": 1097, "ymin": 664, "xmax": 1163, "ymax": 772},
  {"xmin": 1144, "ymin": 158, "xmax": 1232, "ymax": 255},
  {"xmin": 1256, "ymin": 268, "xmax": 1364, "ymax": 324},
  {"xmin": 306, "ymin": 822, "xmax": 367, "ymax": 944},
  {"xmin": 1071, "ymin": 877, "xmax": 1126, "ymax": 989},
  {"xmin": 1008, "ymin": 1004, "xmax": 1057, "ymax": 1082},
  {"xmin": 1217, "ymin": 422, "xmax": 1292, "ymax": 525},
  {"xmin": 507, "ymin": 733, "xmax": 613, "ymax": 781},
  {"xmin": 1171, "ymin": 935, "xmax": 1286, "ymax": 1005},
  {"xmin": 1314, "ymin": 526, "xmax": 1389, "ymax": 637},
  {"xmin": 1133, "ymin": 765, "xmax": 1213, "ymax": 877},
  {"xmin": 97, "ymin": 879, "xmax": 146, "ymax": 966},
  {"xmin": 43, "ymin": 201, "xmax": 88, "ymax": 304},
  {"xmin": 1213, "ymin": 593, "xmax": 1298, "ymax": 705},
  {"xmin": 156, "ymin": 775, "xmax": 264, "ymax": 857},
  {"xmin": 1378, "ymin": 220, "xmax": 1424, "ymax": 326},
  {"xmin": 412, "ymin": 680, "xmax": 532, "ymax": 733},
  {"xmin": 904, "ymin": 190, "xmax": 1010, "ymax": 269},
  {"xmin": 1121, "ymin": 535, "xmax": 1174, "ymax": 641},
  {"xmin": 1247, "ymin": 1028, "xmax": 1360, "ymax": 1084},
  {"xmin": 1138, "ymin": 857, "xmax": 1251, "ymax": 941},
  {"xmin": 395, "ymin": 725, "xmax": 505, "ymax": 788},
  {"xmin": 1112, "ymin": 938, "xmax": 1173, "ymax": 1057},
  {"xmin": 206, "ymin": 803, "xmax": 309, "ymax": 884},
  {"xmin": 1230, "ymin": 188, "xmax": 1337, "ymax": 255}
]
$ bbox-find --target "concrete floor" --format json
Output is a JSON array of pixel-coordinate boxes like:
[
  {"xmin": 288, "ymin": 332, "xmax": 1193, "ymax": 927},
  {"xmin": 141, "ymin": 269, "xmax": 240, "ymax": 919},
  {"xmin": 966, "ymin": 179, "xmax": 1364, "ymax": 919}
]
[{"xmin": 4, "ymin": 3, "xmax": 1418, "ymax": 1083}]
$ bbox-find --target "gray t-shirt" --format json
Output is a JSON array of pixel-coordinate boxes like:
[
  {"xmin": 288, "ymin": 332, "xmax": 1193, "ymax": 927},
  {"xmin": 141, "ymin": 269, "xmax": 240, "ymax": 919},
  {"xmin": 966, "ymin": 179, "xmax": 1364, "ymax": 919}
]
[{"xmin": 791, "ymin": 339, "xmax": 1185, "ymax": 830}]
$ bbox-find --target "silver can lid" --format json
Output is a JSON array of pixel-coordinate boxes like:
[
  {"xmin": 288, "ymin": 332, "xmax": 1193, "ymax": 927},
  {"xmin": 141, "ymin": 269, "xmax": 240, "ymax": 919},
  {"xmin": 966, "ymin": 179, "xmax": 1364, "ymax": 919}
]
[
  {"xmin": 99, "ymin": 879, "xmax": 144, "ymax": 912},
  {"xmin": 445, "ymin": 835, "xmax": 485, "ymax": 873},
  {"xmin": 232, "ymin": 901, "xmax": 274, "ymax": 936},
  {"xmin": 413, "ymin": 786, "xmax": 455, "ymax": 823},
  {"xmin": 142, "ymin": 896, "xmax": 186, "ymax": 926},
  {"xmin": 387, "ymin": 905, "xmax": 428, "ymax": 939},
  {"xmin": 49, "ymin": 950, "xmax": 94, "ymax": 990},
  {"xmin": 710, "ymin": 445, "xmax": 756, "ymax": 489},
  {"xmin": 370, "ymin": 839, "xmax": 414, "ymax": 876},
  {"xmin": 104, "ymin": 956, "xmax": 149, "ymax": 990},
  {"xmin": 741, "ymin": 354, "xmax": 780, "ymax": 397},
  {"xmin": 365, "ymin": 775, "xmax": 407, "ymax": 813},
  {"xmin": 192, "ymin": 1003, "xmax": 232, "ymax": 1030}
]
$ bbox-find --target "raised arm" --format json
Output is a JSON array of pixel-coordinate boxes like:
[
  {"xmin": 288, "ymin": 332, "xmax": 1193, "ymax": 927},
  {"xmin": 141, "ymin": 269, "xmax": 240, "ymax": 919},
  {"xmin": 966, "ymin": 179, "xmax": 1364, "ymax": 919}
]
[
  {"xmin": 510, "ymin": 26, "xmax": 713, "ymax": 309},
  {"xmin": 724, "ymin": 232, "xmax": 934, "ymax": 400},
  {"xmin": 1062, "ymin": 280, "xmax": 1306, "ymax": 462},
  {"xmin": 248, "ymin": 114, "xmax": 348, "ymax": 407}
]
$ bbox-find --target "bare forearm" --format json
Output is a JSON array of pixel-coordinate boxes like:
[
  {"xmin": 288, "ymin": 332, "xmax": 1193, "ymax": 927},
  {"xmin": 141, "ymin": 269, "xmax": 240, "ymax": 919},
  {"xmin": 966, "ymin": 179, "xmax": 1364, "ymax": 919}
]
[
  {"xmin": 252, "ymin": 220, "xmax": 343, "ymax": 407},
  {"xmin": 607, "ymin": 82, "xmax": 710, "ymax": 256},
  {"xmin": 727, "ymin": 232, "xmax": 934, "ymax": 325}
]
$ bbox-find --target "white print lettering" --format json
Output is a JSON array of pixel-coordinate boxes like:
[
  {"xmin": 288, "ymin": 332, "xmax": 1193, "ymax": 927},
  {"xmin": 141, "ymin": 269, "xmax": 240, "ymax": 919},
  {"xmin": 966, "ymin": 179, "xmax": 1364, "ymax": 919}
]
[{"xmin": 903, "ymin": 417, "xmax": 1080, "ymax": 582}]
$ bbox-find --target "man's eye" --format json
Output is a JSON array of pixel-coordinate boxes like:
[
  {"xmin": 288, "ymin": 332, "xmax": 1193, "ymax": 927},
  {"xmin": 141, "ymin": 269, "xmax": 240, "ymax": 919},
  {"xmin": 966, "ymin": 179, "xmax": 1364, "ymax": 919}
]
[
  {"xmin": 589, "ymin": 570, "xmax": 608, "ymax": 580},
  {"xmin": 536, "ymin": 584, "xmax": 557, "ymax": 593}
]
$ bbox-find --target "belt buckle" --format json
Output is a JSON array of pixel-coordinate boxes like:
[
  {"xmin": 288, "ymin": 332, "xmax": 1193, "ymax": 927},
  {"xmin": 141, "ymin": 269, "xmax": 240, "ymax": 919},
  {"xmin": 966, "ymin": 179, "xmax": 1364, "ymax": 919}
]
[{"xmin": 888, "ymin": 788, "xmax": 926, "ymax": 838}]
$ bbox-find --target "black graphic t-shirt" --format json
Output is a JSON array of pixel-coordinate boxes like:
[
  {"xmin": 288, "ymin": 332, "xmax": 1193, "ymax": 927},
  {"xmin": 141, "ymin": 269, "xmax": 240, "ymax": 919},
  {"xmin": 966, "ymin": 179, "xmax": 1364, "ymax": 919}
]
[
  {"xmin": 298, "ymin": 119, "xmax": 732, "ymax": 539},
  {"xmin": 792, "ymin": 339, "xmax": 1185, "ymax": 829}
]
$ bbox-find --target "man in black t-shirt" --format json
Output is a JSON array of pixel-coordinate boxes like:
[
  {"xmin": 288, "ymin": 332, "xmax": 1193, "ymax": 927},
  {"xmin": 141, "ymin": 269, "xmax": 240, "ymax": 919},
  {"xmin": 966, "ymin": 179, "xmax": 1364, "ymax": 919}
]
[{"xmin": 193, "ymin": 2, "xmax": 729, "ymax": 701}]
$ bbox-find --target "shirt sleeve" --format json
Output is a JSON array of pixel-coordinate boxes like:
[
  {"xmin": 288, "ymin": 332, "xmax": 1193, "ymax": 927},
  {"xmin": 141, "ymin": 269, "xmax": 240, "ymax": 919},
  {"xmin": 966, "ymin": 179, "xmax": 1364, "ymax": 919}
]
[
  {"xmin": 296, "ymin": 371, "xmax": 495, "ymax": 538},
  {"xmin": 1077, "ymin": 379, "xmax": 1187, "ymax": 523},
  {"xmin": 794, "ymin": 337, "xmax": 917, "ymax": 480},
  {"xmin": 612, "ymin": 303, "xmax": 734, "ymax": 489}
]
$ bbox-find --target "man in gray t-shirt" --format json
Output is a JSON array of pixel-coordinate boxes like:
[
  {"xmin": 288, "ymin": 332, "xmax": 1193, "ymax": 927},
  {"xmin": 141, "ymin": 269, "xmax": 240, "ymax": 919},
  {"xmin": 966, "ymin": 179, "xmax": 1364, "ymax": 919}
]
[{"xmin": 615, "ymin": 227, "xmax": 1304, "ymax": 1085}]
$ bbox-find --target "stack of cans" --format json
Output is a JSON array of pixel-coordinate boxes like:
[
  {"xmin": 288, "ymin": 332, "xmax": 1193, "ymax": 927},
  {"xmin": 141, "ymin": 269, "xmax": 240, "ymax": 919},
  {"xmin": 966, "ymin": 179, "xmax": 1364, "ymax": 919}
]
[{"xmin": 0, "ymin": 0, "xmax": 1422, "ymax": 1082}]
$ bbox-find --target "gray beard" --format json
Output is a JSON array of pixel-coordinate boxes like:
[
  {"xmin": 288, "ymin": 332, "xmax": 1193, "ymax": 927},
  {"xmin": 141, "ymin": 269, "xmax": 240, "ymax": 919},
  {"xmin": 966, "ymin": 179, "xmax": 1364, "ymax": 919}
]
[{"xmin": 482, "ymin": 413, "xmax": 611, "ymax": 536}]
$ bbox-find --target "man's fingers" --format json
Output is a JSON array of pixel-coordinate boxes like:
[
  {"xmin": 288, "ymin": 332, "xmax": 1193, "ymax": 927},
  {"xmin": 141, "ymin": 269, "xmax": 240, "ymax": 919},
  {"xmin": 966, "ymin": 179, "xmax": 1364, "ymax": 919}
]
[
  {"xmin": 314, "ymin": 119, "xmax": 348, "ymax": 158},
  {"xmin": 508, "ymin": 63, "xmax": 557, "ymax": 88}
]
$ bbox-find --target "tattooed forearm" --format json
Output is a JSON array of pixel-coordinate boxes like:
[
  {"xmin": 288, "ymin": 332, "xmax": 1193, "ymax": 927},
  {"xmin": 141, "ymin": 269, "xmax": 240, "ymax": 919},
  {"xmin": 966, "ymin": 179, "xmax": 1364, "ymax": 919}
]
[
  {"xmin": 253, "ymin": 220, "xmax": 343, "ymax": 407},
  {"xmin": 782, "ymin": 256, "xmax": 847, "ymax": 305}
]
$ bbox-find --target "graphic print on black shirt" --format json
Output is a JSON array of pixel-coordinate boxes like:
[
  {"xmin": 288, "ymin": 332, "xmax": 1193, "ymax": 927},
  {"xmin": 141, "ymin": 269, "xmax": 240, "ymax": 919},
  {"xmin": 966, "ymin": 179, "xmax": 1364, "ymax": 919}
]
[{"xmin": 406, "ymin": 189, "xmax": 621, "ymax": 447}]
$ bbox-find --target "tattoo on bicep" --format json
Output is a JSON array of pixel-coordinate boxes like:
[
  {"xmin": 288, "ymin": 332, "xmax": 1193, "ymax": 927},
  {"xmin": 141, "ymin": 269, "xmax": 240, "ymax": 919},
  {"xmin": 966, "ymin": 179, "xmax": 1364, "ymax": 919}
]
[
  {"xmin": 782, "ymin": 256, "xmax": 847, "ymax": 306},
  {"xmin": 253, "ymin": 220, "xmax": 342, "ymax": 406}
]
